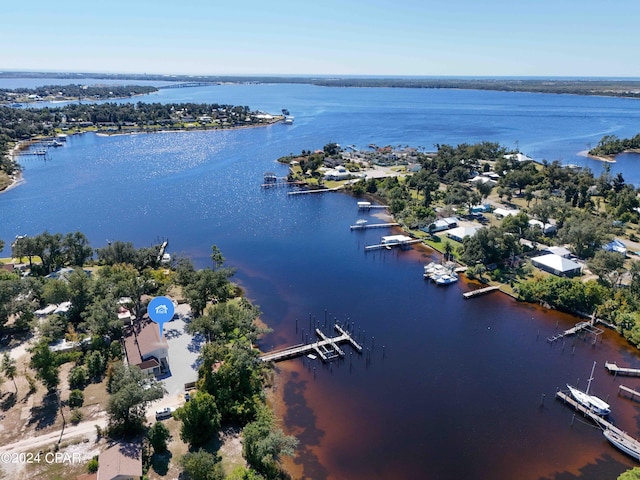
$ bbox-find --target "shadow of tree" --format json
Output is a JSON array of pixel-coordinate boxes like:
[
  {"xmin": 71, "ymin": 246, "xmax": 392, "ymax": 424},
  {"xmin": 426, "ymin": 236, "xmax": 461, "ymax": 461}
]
[
  {"xmin": 150, "ymin": 450, "xmax": 172, "ymax": 476},
  {"xmin": 539, "ymin": 454, "xmax": 630, "ymax": 480},
  {"xmin": 0, "ymin": 392, "xmax": 16, "ymax": 411},
  {"xmin": 27, "ymin": 394, "xmax": 59, "ymax": 430}
]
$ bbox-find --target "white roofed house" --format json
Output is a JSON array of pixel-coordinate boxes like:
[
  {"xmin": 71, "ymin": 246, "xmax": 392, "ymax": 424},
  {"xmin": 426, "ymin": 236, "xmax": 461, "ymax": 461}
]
[
  {"xmin": 446, "ymin": 226, "xmax": 481, "ymax": 242},
  {"xmin": 531, "ymin": 254, "xmax": 582, "ymax": 277}
]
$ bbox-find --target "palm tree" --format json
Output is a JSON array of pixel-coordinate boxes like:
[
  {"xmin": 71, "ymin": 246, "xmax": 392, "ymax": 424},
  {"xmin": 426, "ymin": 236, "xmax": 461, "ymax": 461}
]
[
  {"xmin": 1, "ymin": 353, "xmax": 17, "ymax": 393},
  {"xmin": 444, "ymin": 241, "xmax": 453, "ymax": 262}
]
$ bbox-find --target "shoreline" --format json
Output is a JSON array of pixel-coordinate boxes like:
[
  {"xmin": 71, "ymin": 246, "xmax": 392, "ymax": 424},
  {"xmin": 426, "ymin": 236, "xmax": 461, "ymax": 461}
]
[
  {"xmin": 0, "ymin": 171, "xmax": 25, "ymax": 194},
  {"xmin": 1, "ymin": 118, "xmax": 286, "ymax": 193}
]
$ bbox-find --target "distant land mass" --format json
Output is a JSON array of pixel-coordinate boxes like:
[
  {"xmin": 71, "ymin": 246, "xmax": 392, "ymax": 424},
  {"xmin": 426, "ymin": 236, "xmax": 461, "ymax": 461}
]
[{"xmin": 2, "ymin": 71, "xmax": 640, "ymax": 98}]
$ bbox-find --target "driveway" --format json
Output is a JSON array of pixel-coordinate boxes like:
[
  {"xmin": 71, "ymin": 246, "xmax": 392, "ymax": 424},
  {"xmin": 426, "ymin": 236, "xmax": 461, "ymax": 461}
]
[{"xmin": 152, "ymin": 303, "xmax": 203, "ymax": 410}]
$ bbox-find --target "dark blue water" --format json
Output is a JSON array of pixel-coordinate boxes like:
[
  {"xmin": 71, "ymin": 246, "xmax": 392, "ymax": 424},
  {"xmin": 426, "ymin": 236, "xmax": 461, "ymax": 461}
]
[{"xmin": 2, "ymin": 83, "xmax": 640, "ymax": 479}]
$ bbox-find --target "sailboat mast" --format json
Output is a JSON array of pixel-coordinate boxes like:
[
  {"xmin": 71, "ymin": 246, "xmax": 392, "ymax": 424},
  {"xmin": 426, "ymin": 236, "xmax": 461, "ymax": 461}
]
[{"xmin": 586, "ymin": 361, "xmax": 596, "ymax": 395}]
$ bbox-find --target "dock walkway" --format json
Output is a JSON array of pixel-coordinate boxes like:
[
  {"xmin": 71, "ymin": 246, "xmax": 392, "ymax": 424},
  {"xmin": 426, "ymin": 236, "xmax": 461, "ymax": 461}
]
[
  {"xmin": 462, "ymin": 285, "xmax": 500, "ymax": 299},
  {"xmin": 547, "ymin": 321, "xmax": 603, "ymax": 343},
  {"xmin": 364, "ymin": 239, "xmax": 422, "ymax": 251},
  {"xmin": 605, "ymin": 362, "xmax": 640, "ymax": 377},
  {"xmin": 350, "ymin": 222, "xmax": 399, "ymax": 230},
  {"xmin": 288, "ymin": 186, "xmax": 342, "ymax": 196},
  {"xmin": 260, "ymin": 324, "xmax": 362, "ymax": 363}
]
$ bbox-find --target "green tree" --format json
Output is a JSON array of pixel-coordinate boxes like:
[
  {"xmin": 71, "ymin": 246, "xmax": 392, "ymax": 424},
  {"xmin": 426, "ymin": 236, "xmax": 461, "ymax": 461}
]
[
  {"xmin": 182, "ymin": 268, "xmax": 235, "ymax": 317},
  {"xmin": 68, "ymin": 365, "xmax": 89, "ymax": 390},
  {"xmin": 242, "ymin": 405, "xmax": 298, "ymax": 478},
  {"xmin": 173, "ymin": 390, "xmax": 221, "ymax": 447},
  {"xmin": 618, "ymin": 467, "xmax": 640, "ymax": 480},
  {"xmin": 62, "ymin": 231, "xmax": 93, "ymax": 266},
  {"xmin": 106, "ymin": 363, "xmax": 164, "ymax": 435},
  {"xmin": 210, "ymin": 244, "xmax": 225, "ymax": 270},
  {"xmin": 28, "ymin": 339, "xmax": 60, "ymax": 392},
  {"xmin": 42, "ymin": 278, "xmax": 71, "ymax": 305},
  {"xmin": 147, "ymin": 421, "xmax": 171, "ymax": 453},
  {"xmin": 588, "ymin": 250, "xmax": 626, "ymax": 287},
  {"xmin": 1, "ymin": 352, "xmax": 17, "ymax": 393},
  {"xmin": 68, "ymin": 389, "xmax": 84, "ymax": 408},
  {"xmin": 180, "ymin": 450, "xmax": 225, "ymax": 480},
  {"xmin": 558, "ymin": 210, "xmax": 610, "ymax": 258}
]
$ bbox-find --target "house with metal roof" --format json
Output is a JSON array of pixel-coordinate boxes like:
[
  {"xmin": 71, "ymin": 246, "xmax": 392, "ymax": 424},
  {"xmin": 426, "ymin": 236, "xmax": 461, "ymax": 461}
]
[{"xmin": 531, "ymin": 253, "xmax": 582, "ymax": 277}]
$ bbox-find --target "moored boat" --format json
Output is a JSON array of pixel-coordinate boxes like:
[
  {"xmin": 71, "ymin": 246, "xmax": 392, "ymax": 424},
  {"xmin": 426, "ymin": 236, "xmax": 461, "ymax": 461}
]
[
  {"xmin": 567, "ymin": 361, "xmax": 611, "ymax": 416},
  {"xmin": 603, "ymin": 428, "xmax": 640, "ymax": 461}
]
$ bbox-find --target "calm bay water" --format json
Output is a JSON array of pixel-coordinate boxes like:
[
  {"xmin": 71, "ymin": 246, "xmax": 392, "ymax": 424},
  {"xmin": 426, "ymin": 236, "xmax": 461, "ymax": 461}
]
[{"xmin": 2, "ymin": 82, "xmax": 640, "ymax": 478}]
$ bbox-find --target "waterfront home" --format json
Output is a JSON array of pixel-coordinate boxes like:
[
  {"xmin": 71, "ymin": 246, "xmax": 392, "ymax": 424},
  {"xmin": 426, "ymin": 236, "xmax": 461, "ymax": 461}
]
[
  {"xmin": 531, "ymin": 253, "xmax": 582, "ymax": 277},
  {"xmin": 425, "ymin": 216, "xmax": 458, "ymax": 233},
  {"xmin": 446, "ymin": 226, "xmax": 481, "ymax": 242},
  {"xmin": 123, "ymin": 318, "xmax": 169, "ymax": 377}
]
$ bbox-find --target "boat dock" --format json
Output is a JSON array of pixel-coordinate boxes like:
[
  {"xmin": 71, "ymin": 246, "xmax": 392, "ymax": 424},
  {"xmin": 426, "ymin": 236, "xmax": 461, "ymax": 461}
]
[
  {"xmin": 350, "ymin": 222, "xmax": 399, "ymax": 230},
  {"xmin": 288, "ymin": 186, "xmax": 342, "ymax": 196},
  {"xmin": 557, "ymin": 390, "xmax": 640, "ymax": 461},
  {"xmin": 555, "ymin": 390, "xmax": 611, "ymax": 428},
  {"xmin": 365, "ymin": 238, "xmax": 422, "ymax": 251},
  {"xmin": 605, "ymin": 362, "xmax": 640, "ymax": 377},
  {"xmin": 462, "ymin": 285, "xmax": 500, "ymax": 299},
  {"xmin": 260, "ymin": 324, "xmax": 363, "ymax": 363},
  {"xmin": 547, "ymin": 321, "xmax": 603, "ymax": 343},
  {"xmin": 618, "ymin": 385, "xmax": 640, "ymax": 401},
  {"xmin": 357, "ymin": 201, "xmax": 389, "ymax": 210}
]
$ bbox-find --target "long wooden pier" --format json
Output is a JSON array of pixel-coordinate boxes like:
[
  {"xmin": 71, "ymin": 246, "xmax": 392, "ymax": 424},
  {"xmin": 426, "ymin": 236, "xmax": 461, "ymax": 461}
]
[
  {"xmin": 462, "ymin": 285, "xmax": 500, "ymax": 299},
  {"xmin": 260, "ymin": 324, "xmax": 363, "ymax": 363},
  {"xmin": 547, "ymin": 321, "xmax": 603, "ymax": 343},
  {"xmin": 350, "ymin": 222, "xmax": 399, "ymax": 230},
  {"xmin": 605, "ymin": 362, "xmax": 640, "ymax": 377}
]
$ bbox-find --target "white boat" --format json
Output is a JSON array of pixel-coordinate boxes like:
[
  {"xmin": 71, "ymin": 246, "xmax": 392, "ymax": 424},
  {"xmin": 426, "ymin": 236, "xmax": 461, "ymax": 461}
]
[
  {"xmin": 434, "ymin": 274, "xmax": 458, "ymax": 285},
  {"xmin": 284, "ymin": 116, "xmax": 294, "ymax": 124},
  {"xmin": 567, "ymin": 361, "xmax": 611, "ymax": 416},
  {"xmin": 603, "ymin": 428, "xmax": 640, "ymax": 461}
]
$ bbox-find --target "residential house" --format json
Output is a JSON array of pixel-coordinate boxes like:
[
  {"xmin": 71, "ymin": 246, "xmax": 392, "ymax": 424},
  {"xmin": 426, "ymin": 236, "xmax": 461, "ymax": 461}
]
[
  {"xmin": 603, "ymin": 239, "xmax": 627, "ymax": 256},
  {"xmin": 123, "ymin": 318, "xmax": 169, "ymax": 377},
  {"xmin": 425, "ymin": 217, "xmax": 458, "ymax": 233},
  {"xmin": 447, "ymin": 226, "xmax": 481, "ymax": 242},
  {"xmin": 531, "ymin": 254, "xmax": 582, "ymax": 277},
  {"xmin": 97, "ymin": 442, "xmax": 142, "ymax": 480}
]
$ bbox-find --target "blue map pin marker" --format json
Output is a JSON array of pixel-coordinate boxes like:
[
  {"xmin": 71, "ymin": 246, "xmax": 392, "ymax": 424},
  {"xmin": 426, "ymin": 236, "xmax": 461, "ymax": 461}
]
[{"xmin": 148, "ymin": 296, "xmax": 175, "ymax": 338}]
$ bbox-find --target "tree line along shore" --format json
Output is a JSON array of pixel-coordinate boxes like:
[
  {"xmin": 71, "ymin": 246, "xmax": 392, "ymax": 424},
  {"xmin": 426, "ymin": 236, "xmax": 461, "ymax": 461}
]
[{"xmin": 3, "ymin": 72, "xmax": 640, "ymax": 98}]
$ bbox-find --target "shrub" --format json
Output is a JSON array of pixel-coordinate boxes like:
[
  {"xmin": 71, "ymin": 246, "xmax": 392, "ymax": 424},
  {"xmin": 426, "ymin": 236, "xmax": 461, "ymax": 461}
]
[
  {"xmin": 70, "ymin": 408, "xmax": 83, "ymax": 424},
  {"xmin": 87, "ymin": 456, "xmax": 99, "ymax": 473},
  {"xmin": 68, "ymin": 389, "xmax": 84, "ymax": 408}
]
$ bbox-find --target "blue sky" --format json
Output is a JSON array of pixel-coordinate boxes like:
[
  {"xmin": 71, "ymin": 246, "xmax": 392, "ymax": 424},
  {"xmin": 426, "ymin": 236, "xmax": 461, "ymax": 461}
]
[{"xmin": 3, "ymin": 0, "xmax": 640, "ymax": 77}]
